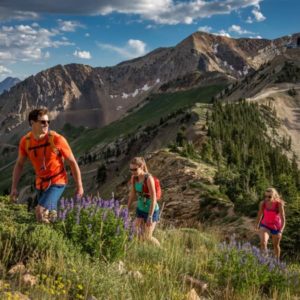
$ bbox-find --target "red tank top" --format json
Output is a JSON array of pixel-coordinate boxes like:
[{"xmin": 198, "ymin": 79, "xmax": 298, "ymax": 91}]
[{"xmin": 261, "ymin": 201, "xmax": 282, "ymax": 230}]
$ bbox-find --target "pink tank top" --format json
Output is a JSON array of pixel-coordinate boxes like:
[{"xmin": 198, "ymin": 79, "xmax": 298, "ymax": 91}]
[{"xmin": 261, "ymin": 201, "xmax": 282, "ymax": 230}]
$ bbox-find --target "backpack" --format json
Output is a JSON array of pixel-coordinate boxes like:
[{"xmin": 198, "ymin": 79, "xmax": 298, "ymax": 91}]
[
  {"xmin": 136, "ymin": 173, "xmax": 162, "ymax": 201},
  {"xmin": 25, "ymin": 130, "xmax": 61, "ymax": 157}
]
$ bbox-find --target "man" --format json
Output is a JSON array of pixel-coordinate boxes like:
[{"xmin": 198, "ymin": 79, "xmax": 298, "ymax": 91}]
[{"xmin": 10, "ymin": 108, "xmax": 84, "ymax": 223}]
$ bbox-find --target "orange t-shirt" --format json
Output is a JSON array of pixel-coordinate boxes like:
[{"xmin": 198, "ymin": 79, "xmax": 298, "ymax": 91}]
[{"xmin": 19, "ymin": 131, "xmax": 72, "ymax": 190}]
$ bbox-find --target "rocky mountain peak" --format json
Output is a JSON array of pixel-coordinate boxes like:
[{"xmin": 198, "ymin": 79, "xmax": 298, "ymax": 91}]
[
  {"xmin": 0, "ymin": 32, "xmax": 299, "ymax": 142},
  {"xmin": 0, "ymin": 77, "xmax": 21, "ymax": 95}
]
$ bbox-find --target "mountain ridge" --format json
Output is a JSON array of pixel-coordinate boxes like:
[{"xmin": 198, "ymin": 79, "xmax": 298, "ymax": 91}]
[
  {"xmin": 0, "ymin": 31, "xmax": 299, "ymax": 143},
  {"xmin": 0, "ymin": 77, "xmax": 21, "ymax": 95}
]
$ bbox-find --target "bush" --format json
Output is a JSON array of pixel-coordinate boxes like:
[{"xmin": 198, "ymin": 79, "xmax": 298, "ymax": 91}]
[
  {"xmin": 55, "ymin": 196, "xmax": 134, "ymax": 261},
  {"xmin": 210, "ymin": 238, "xmax": 299, "ymax": 295},
  {"xmin": 0, "ymin": 223, "xmax": 73, "ymax": 267}
]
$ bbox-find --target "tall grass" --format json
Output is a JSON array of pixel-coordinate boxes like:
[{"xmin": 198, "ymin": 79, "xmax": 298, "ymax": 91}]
[{"xmin": 1, "ymin": 197, "xmax": 299, "ymax": 299}]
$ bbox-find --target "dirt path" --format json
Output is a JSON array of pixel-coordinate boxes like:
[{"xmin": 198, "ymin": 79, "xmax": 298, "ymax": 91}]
[{"xmin": 247, "ymin": 85, "xmax": 300, "ymax": 101}]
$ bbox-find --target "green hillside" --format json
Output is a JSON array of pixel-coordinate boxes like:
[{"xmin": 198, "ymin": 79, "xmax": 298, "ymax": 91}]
[
  {"xmin": 0, "ymin": 84, "xmax": 224, "ymax": 195},
  {"xmin": 72, "ymin": 84, "xmax": 224, "ymax": 153}
]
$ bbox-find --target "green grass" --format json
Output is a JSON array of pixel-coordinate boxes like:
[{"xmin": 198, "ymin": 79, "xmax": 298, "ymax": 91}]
[
  {"xmin": 72, "ymin": 84, "xmax": 224, "ymax": 153},
  {"xmin": 1, "ymin": 197, "xmax": 300, "ymax": 300}
]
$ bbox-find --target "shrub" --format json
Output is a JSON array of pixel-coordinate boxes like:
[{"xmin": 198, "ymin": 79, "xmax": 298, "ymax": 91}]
[
  {"xmin": 210, "ymin": 237, "xmax": 299, "ymax": 295},
  {"xmin": 0, "ymin": 222, "xmax": 73, "ymax": 267},
  {"xmin": 55, "ymin": 196, "xmax": 134, "ymax": 261}
]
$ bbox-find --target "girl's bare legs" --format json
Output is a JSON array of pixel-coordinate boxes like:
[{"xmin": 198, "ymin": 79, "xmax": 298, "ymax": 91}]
[
  {"xmin": 259, "ymin": 227, "xmax": 270, "ymax": 255},
  {"xmin": 135, "ymin": 218, "xmax": 160, "ymax": 246},
  {"xmin": 272, "ymin": 234, "xmax": 282, "ymax": 260},
  {"xmin": 144, "ymin": 222, "xmax": 160, "ymax": 247}
]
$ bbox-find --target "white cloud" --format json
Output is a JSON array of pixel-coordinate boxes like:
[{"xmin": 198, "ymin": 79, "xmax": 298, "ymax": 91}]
[
  {"xmin": 85, "ymin": 33, "xmax": 90, "ymax": 37},
  {"xmin": 44, "ymin": 51, "xmax": 50, "ymax": 58},
  {"xmin": 252, "ymin": 7, "xmax": 266, "ymax": 22},
  {"xmin": 57, "ymin": 20, "xmax": 85, "ymax": 32},
  {"xmin": 0, "ymin": 24, "xmax": 74, "ymax": 63},
  {"xmin": 246, "ymin": 16, "xmax": 253, "ymax": 24},
  {"xmin": 97, "ymin": 39, "xmax": 147, "ymax": 59},
  {"xmin": 246, "ymin": 4, "xmax": 266, "ymax": 23},
  {"xmin": 215, "ymin": 30, "xmax": 231, "ymax": 38},
  {"xmin": 0, "ymin": 7, "xmax": 39, "ymax": 22},
  {"xmin": 229, "ymin": 25, "xmax": 253, "ymax": 35},
  {"xmin": 0, "ymin": 0, "xmax": 264, "ymax": 25},
  {"xmin": 198, "ymin": 26, "xmax": 212, "ymax": 33},
  {"xmin": 184, "ymin": 17, "xmax": 193, "ymax": 24},
  {"xmin": 249, "ymin": 35, "xmax": 263, "ymax": 39},
  {"xmin": 146, "ymin": 24, "xmax": 156, "ymax": 29},
  {"xmin": 0, "ymin": 65, "xmax": 12, "ymax": 75},
  {"xmin": 73, "ymin": 50, "xmax": 91, "ymax": 59}
]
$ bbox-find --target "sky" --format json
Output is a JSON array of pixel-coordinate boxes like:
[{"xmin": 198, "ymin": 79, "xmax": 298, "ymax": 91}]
[{"xmin": 0, "ymin": 0, "xmax": 299, "ymax": 81}]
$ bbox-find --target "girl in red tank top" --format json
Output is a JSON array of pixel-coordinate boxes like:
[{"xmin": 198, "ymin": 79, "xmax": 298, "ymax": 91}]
[{"xmin": 255, "ymin": 188, "xmax": 285, "ymax": 260}]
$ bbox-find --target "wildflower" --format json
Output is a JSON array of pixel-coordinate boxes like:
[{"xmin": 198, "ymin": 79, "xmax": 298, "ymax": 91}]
[
  {"xmin": 60, "ymin": 198, "xmax": 65, "ymax": 209},
  {"xmin": 102, "ymin": 210, "xmax": 108, "ymax": 221}
]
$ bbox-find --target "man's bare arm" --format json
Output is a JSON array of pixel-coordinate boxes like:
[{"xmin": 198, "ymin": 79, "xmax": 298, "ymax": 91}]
[
  {"xmin": 10, "ymin": 154, "xmax": 27, "ymax": 201},
  {"xmin": 66, "ymin": 153, "xmax": 84, "ymax": 197}
]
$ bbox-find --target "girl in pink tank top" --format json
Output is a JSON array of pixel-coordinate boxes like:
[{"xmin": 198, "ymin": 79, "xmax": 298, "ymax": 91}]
[
  {"xmin": 261, "ymin": 201, "xmax": 282, "ymax": 231},
  {"xmin": 255, "ymin": 187, "xmax": 285, "ymax": 260}
]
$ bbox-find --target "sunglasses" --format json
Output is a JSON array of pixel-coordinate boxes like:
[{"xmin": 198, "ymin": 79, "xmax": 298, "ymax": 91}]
[
  {"xmin": 37, "ymin": 120, "xmax": 50, "ymax": 125},
  {"xmin": 130, "ymin": 168, "xmax": 138, "ymax": 172},
  {"xmin": 265, "ymin": 195, "xmax": 272, "ymax": 199}
]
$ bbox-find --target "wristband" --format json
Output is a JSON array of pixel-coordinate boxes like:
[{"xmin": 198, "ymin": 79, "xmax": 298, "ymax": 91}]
[{"xmin": 147, "ymin": 215, "xmax": 153, "ymax": 222}]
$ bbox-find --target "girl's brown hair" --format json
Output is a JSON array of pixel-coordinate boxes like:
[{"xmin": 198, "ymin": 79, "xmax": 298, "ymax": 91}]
[{"xmin": 130, "ymin": 157, "xmax": 149, "ymax": 173}]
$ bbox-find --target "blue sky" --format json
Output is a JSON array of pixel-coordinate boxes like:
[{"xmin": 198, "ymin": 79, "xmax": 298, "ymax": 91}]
[{"xmin": 0, "ymin": 0, "xmax": 299, "ymax": 80}]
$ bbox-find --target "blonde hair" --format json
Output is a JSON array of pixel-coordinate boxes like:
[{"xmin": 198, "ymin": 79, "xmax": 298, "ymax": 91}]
[
  {"xmin": 265, "ymin": 187, "xmax": 284, "ymax": 204},
  {"xmin": 130, "ymin": 157, "xmax": 149, "ymax": 173}
]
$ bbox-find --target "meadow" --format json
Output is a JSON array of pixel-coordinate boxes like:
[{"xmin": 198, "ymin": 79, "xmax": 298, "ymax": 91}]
[{"xmin": 1, "ymin": 195, "xmax": 299, "ymax": 300}]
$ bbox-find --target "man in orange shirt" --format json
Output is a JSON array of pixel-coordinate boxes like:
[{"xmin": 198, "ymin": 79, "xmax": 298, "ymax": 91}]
[{"xmin": 10, "ymin": 108, "xmax": 84, "ymax": 223}]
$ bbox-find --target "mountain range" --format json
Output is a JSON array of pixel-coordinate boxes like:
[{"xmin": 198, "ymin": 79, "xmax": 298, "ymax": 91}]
[
  {"xmin": 0, "ymin": 77, "xmax": 20, "ymax": 95},
  {"xmin": 0, "ymin": 31, "xmax": 299, "ymax": 143}
]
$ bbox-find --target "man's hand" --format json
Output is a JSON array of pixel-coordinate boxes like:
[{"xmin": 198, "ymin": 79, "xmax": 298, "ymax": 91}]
[
  {"xmin": 75, "ymin": 185, "xmax": 84, "ymax": 198},
  {"xmin": 10, "ymin": 188, "xmax": 18, "ymax": 202}
]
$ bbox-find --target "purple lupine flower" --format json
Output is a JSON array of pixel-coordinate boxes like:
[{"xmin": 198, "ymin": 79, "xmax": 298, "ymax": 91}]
[
  {"xmin": 124, "ymin": 219, "xmax": 130, "ymax": 230},
  {"xmin": 69, "ymin": 198, "xmax": 74, "ymax": 209},
  {"xmin": 82, "ymin": 198, "xmax": 87, "ymax": 208},
  {"xmin": 114, "ymin": 207, "xmax": 120, "ymax": 217},
  {"xmin": 268, "ymin": 262, "xmax": 275, "ymax": 271},
  {"xmin": 109, "ymin": 199, "xmax": 114, "ymax": 208},
  {"xmin": 102, "ymin": 210, "xmax": 108, "ymax": 221},
  {"xmin": 60, "ymin": 198, "xmax": 65, "ymax": 209},
  {"xmin": 62, "ymin": 209, "xmax": 67, "ymax": 221},
  {"xmin": 120, "ymin": 208, "xmax": 129, "ymax": 219},
  {"xmin": 129, "ymin": 223, "xmax": 136, "ymax": 240}
]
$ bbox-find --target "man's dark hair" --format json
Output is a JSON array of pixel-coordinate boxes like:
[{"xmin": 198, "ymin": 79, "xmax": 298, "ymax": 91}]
[{"xmin": 28, "ymin": 108, "xmax": 48, "ymax": 126}]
